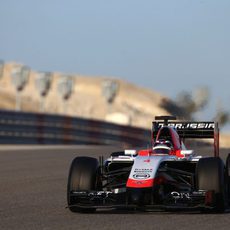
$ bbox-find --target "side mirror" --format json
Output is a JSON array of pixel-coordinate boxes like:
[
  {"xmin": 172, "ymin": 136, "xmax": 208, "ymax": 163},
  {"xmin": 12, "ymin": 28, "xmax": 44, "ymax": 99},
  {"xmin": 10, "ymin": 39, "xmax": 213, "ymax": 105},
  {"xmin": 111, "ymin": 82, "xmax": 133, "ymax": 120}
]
[{"xmin": 124, "ymin": 149, "xmax": 137, "ymax": 156}]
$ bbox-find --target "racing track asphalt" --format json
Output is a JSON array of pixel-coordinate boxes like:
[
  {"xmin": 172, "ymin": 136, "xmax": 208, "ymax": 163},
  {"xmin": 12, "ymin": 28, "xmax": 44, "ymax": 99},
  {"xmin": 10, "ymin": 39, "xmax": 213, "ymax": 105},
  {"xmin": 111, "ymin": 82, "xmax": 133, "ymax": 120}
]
[{"xmin": 0, "ymin": 145, "xmax": 230, "ymax": 230}]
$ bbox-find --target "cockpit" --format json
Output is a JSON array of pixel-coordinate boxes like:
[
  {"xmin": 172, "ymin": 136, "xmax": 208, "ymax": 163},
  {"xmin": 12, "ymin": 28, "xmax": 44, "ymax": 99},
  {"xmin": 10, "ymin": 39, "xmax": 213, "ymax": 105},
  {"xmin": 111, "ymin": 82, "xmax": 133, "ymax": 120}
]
[{"xmin": 156, "ymin": 127, "xmax": 173, "ymax": 143}]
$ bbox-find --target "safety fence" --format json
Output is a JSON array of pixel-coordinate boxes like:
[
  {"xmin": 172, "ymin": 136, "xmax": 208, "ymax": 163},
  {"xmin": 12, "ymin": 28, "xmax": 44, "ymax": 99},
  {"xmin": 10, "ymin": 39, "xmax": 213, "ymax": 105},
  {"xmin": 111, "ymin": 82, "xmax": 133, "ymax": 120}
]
[{"xmin": 0, "ymin": 110, "xmax": 151, "ymax": 147}]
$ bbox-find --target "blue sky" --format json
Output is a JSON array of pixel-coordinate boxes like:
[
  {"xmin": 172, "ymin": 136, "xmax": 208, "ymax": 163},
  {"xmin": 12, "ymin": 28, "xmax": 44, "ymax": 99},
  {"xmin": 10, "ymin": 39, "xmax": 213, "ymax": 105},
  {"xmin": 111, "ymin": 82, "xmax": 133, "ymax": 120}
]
[{"xmin": 0, "ymin": 0, "xmax": 229, "ymax": 128}]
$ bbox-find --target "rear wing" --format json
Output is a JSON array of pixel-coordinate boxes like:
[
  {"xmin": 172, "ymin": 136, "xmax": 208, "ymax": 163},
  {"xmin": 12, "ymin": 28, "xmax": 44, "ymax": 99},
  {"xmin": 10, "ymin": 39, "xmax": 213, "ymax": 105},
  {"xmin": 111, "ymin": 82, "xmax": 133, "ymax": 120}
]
[{"xmin": 152, "ymin": 116, "xmax": 219, "ymax": 157}]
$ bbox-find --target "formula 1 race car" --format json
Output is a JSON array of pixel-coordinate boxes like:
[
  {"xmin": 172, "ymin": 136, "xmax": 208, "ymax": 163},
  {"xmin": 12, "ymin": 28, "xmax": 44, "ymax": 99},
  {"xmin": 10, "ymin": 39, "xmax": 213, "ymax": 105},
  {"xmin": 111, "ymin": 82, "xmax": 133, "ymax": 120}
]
[{"xmin": 67, "ymin": 116, "xmax": 230, "ymax": 213}]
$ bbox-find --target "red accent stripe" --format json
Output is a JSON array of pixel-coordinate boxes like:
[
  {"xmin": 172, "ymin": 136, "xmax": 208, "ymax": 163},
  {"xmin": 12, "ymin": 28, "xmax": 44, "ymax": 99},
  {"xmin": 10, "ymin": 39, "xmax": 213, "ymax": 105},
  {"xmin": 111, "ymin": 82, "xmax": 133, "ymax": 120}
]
[
  {"xmin": 126, "ymin": 176, "xmax": 167, "ymax": 188},
  {"xmin": 126, "ymin": 178, "xmax": 154, "ymax": 188},
  {"xmin": 138, "ymin": 149, "xmax": 152, "ymax": 156}
]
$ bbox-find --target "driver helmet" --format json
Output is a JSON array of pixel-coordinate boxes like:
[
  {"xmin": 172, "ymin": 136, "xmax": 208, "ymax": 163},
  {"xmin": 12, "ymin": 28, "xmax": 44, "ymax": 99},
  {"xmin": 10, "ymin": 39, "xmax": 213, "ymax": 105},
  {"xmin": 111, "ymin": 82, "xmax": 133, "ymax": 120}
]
[{"xmin": 152, "ymin": 139, "xmax": 172, "ymax": 154}]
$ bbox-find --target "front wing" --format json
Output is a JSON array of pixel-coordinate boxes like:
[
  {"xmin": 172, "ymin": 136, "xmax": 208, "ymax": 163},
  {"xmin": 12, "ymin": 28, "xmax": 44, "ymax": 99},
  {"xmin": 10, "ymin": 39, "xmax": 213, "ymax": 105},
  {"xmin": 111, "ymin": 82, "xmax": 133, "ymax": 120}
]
[{"xmin": 67, "ymin": 189, "xmax": 216, "ymax": 211}]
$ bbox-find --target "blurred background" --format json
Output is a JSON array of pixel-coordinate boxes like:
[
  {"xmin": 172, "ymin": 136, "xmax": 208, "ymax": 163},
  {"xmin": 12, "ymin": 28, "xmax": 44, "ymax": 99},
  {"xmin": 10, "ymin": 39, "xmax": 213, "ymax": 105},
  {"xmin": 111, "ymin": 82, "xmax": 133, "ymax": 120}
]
[{"xmin": 0, "ymin": 0, "xmax": 229, "ymax": 130}]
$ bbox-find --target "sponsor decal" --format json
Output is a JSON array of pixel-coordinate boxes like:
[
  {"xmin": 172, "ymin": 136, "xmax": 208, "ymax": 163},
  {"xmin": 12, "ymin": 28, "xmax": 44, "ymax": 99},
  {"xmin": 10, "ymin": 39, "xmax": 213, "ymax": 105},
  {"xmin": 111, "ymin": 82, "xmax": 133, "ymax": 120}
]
[
  {"xmin": 171, "ymin": 191, "xmax": 191, "ymax": 201},
  {"xmin": 157, "ymin": 122, "xmax": 214, "ymax": 129},
  {"xmin": 133, "ymin": 173, "xmax": 150, "ymax": 179},
  {"xmin": 135, "ymin": 181, "xmax": 144, "ymax": 184},
  {"xmin": 88, "ymin": 191, "xmax": 112, "ymax": 198},
  {"xmin": 134, "ymin": 168, "xmax": 153, "ymax": 173},
  {"xmin": 73, "ymin": 191, "xmax": 112, "ymax": 198},
  {"xmin": 144, "ymin": 159, "xmax": 150, "ymax": 163}
]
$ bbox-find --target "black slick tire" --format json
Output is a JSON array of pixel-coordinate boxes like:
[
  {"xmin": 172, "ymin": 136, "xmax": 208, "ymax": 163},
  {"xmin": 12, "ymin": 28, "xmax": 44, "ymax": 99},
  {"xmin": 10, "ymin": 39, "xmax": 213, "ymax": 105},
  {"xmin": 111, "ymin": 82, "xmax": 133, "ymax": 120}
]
[
  {"xmin": 67, "ymin": 156, "xmax": 99, "ymax": 213},
  {"xmin": 226, "ymin": 153, "xmax": 230, "ymax": 204},
  {"xmin": 196, "ymin": 157, "xmax": 226, "ymax": 213}
]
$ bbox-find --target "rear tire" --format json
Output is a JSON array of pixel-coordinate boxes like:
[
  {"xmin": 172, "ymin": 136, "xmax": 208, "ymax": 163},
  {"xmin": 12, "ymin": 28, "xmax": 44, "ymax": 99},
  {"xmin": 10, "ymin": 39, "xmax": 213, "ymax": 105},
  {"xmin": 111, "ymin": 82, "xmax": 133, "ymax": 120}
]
[
  {"xmin": 226, "ymin": 153, "xmax": 230, "ymax": 204},
  {"xmin": 196, "ymin": 157, "xmax": 226, "ymax": 213},
  {"xmin": 67, "ymin": 156, "xmax": 100, "ymax": 213}
]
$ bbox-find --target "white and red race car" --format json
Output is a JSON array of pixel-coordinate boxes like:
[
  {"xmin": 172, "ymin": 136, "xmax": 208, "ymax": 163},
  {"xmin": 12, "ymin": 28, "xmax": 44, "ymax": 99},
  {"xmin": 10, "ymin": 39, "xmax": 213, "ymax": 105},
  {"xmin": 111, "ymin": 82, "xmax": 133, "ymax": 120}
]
[{"xmin": 67, "ymin": 116, "xmax": 230, "ymax": 213}]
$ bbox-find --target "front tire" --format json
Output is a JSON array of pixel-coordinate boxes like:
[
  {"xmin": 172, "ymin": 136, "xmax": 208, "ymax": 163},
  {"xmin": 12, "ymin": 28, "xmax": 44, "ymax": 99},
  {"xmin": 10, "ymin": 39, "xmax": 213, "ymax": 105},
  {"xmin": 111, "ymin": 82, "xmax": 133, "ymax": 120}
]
[
  {"xmin": 67, "ymin": 156, "xmax": 100, "ymax": 213},
  {"xmin": 196, "ymin": 157, "xmax": 226, "ymax": 213}
]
